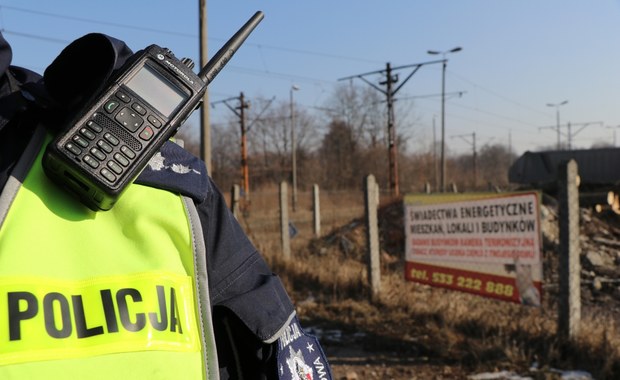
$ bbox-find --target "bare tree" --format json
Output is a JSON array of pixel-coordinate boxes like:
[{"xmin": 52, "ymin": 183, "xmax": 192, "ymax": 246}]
[
  {"xmin": 477, "ymin": 143, "xmax": 517, "ymax": 188},
  {"xmin": 318, "ymin": 120, "xmax": 361, "ymax": 189},
  {"xmin": 175, "ymin": 123, "xmax": 200, "ymax": 157},
  {"xmin": 247, "ymin": 99, "xmax": 319, "ymax": 189},
  {"xmin": 210, "ymin": 120, "xmax": 240, "ymax": 189},
  {"xmin": 324, "ymin": 82, "xmax": 385, "ymax": 147}
]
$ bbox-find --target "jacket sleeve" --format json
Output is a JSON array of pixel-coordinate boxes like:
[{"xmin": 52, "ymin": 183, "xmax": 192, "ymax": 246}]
[
  {"xmin": 194, "ymin": 178, "xmax": 295, "ymax": 379},
  {"xmin": 196, "ymin": 177, "xmax": 334, "ymax": 380},
  {"xmin": 135, "ymin": 141, "xmax": 295, "ymax": 378},
  {"xmin": 195, "ymin": 178, "xmax": 295, "ymax": 337},
  {"xmin": 136, "ymin": 142, "xmax": 333, "ymax": 379}
]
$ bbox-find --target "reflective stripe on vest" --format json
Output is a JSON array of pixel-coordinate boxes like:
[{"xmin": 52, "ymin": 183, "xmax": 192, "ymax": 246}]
[{"xmin": 0, "ymin": 127, "xmax": 216, "ymax": 379}]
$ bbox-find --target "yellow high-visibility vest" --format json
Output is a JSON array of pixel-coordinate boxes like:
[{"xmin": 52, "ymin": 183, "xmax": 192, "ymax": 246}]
[{"xmin": 0, "ymin": 127, "xmax": 218, "ymax": 379}]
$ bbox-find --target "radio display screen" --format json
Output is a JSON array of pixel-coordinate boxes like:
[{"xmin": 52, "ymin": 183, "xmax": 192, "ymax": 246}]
[{"xmin": 126, "ymin": 64, "xmax": 189, "ymax": 118}]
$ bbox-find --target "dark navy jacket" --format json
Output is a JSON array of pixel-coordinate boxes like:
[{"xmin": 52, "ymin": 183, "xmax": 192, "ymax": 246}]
[{"xmin": 0, "ymin": 32, "xmax": 329, "ymax": 380}]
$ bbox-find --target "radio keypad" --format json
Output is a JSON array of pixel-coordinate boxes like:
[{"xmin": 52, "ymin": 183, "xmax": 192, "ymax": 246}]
[{"xmin": 63, "ymin": 91, "xmax": 166, "ymax": 184}]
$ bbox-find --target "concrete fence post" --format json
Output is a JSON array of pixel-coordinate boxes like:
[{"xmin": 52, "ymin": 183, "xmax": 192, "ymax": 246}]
[
  {"xmin": 279, "ymin": 181, "xmax": 291, "ymax": 259},
  {"xmin": 364, "ymin": 174, "xmax": 381, "ymax": 302},
  {"xmin": 230, "ymin": 184, "xmax": 240, "ymax": 220},
  {"xmin": 558, "ymin": 159, "xmax": 581, "ymax": 339},
  {"xmin": 312, "ymin": 184, "xmax": 321, "ymax": 237}
]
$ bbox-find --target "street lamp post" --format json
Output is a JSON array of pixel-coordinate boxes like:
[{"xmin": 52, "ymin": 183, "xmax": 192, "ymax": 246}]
[
  {"xmin": 290, "ymin": 85, "xmax": 300, "ymax": 212},
  {"xmin": 427, "ymin": 46, "xmax": 462, "ymax": 192},
  {"xmin": 547, "ymin": 100, "xmax": 568, "ymax": 150}
]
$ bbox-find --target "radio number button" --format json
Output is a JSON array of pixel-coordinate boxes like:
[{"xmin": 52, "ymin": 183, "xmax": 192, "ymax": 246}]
[
  {"xmin": 90, "ymin": 147, "xmax": 106, "ymax": 161},
  {"xmin": 97, "ymin": 140, "xmax": 113, "ymax": 153},
  {"xmin": 87, "ymin": 121, "xmax": 103, "ymax": 133},
  {"xmin": 107, "ymin": 160, "xmax": 123, "ymax": 175},
  {"xmin": 80, "ymin": 127, "xmax": 96, "ymax": 140},
  {"xmin": 65, "ymin": 143, "xmax": 82, "ymax": 155},
  {"xmin": 104, "ymin": 133, "xmax": 120, "ymax": 146},
  {"xmin": 114, "ymin": 153, "xmax": 130, "ymax": 167},
  {"xmin": 100, "ymin": 168, "xmax": 117, "ymax": 182},
  {"xmin": 120, "ymin": 145, "xmax": 136, "ymax": 159},
  {"xmin": 72, "ymin": 135, "xmax": 89, "ymax": 148},
  {"xmin": 115, "ymin": 107, "xmax": 143, "ymax": 132},
  {"xmin": 83, "ymin": 155, "xmax": 99, "ymax": 169}
]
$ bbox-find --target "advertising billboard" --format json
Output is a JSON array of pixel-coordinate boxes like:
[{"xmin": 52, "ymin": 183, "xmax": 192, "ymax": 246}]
[{"xmin": 404, "ymin": 192, "xmax": 543, "ymax": 305}]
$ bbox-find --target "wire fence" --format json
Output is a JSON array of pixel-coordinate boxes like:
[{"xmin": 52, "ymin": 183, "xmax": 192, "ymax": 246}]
[{"xmin": 226, "ymin": 171, "xmax": 620, "ymax": 377}]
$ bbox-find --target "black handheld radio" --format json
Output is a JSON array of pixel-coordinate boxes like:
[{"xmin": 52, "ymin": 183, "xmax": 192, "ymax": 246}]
[{"xmin": 43, "ymin": 11, "xmax": 264, "ymax": 211}]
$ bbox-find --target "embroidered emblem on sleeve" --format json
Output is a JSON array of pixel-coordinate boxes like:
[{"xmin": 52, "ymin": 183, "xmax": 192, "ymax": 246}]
[
  {"xmin": 276, "ymin": 317, "xmax": 332, "ymax": 380},
  {"xmin": 148, "ymin": 152, "xmax": 200, "ymax": 175}
]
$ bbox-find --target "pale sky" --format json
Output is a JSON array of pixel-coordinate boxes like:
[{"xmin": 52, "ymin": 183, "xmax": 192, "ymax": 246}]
[{"xmin": 4, "ymin": 0, "xmax": 620, "ymax": 156}]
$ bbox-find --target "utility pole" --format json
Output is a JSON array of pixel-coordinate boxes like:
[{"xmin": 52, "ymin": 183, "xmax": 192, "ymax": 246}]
[
  {"xmin": 290, "ymin": 85, "xmax": 300, "ymax": 212},
  {"xmin": 433, "ymin": 115, "xmax": 438, "ymax": 192},
  {"xmin": 239, "ymin": 93, "xmax": 250, "ymax": 200},
  {"xmin": 211, "ymin": 93, "xmax": 251, "ymax": 200},
  {"xmin": 545, "ymin": 100, "xmax": 568, "ymax": 150},
  {"xmin": 428, "ymin": 47, "xmax": 463, "ymax": 192},
  {"xmin": 198, "ymin": 0, "xmax": 210, "ymax": 172},
  {"xmin": 339, "ymin": 59, "xmax": 444, "ymax": 197},
  {"xmin": 452, "ymin": 132, "xmax": 477, "ymax": 189},
  {"xmin": 382, "ymin": 63, "xmax": 398, "ymax": 197}
]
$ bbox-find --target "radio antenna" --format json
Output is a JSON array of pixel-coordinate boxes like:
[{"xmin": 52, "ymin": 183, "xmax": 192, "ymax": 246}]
[{"xmin": 198, "ymin": 11, "xmax": 264, "ymax": 83}]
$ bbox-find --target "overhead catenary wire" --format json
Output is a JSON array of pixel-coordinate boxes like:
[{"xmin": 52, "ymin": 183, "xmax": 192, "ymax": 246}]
[
  {"xmin": 449, "ymin": 70, "xmax": 554, "ymax": 119},
  {"xmin": 1, "ymin": 29, "xmax": 70, "ymax": 44},
  {"xmin": 0, "ymin": 5, "xmax": 197, "ymax": 38},
  {"xmin": 1, "ymin": 5, "xmax": 556, "ymax": 129},
  {"xmin": 1, "ymin": 4, "xmax": 581, "ymax": 154},
  {"xmin": 414, "ymin": 96, "xmax": 544, "ymax": 131},
  {"xmin": 0, "ymin": 5, "xmax": 384, "ymax": 65}
]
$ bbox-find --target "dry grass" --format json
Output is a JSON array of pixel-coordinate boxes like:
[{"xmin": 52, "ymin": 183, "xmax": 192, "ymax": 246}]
[{"xmin": 235, "ymin": 188, "xmax": 620, "ymax": 379}]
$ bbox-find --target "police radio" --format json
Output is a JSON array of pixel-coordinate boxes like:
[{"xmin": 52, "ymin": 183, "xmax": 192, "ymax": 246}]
[{"xmin": 43, "ymin": 11, "xmax": 264, "ymax": 211}]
